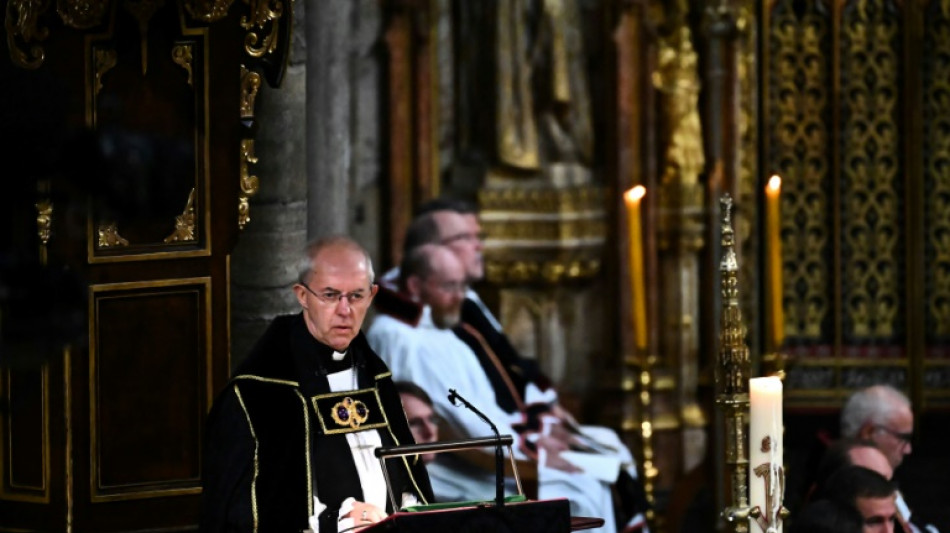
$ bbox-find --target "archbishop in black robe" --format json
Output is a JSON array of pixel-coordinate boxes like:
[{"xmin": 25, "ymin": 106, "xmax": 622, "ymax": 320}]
[{"xmin": 201, "ymin": 313, "xmax": 433, "ymax": 532}]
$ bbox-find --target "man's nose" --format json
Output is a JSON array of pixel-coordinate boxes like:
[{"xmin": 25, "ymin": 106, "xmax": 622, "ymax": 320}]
[{"xmin": 334, "ymin": 297, "xmax": 352, "ymax": 314}]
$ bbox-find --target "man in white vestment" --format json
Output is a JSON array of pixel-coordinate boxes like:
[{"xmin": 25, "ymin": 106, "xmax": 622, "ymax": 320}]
[
  {"xmin": 379, "ymin": 200, "xmax": 650, "ymax": 531},
  {"xmin": 370, "ymin": 243, "xmax": 635, "ymax": 532}
]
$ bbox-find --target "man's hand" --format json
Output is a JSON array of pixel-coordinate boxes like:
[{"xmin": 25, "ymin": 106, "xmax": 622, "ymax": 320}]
[
  {"xmin": 537, "ymin": 435, "xmax": 581, "ymax": 473},
  {"xmin": 346, "ymin": 501, "xmax": 386, "ymax": 530}
]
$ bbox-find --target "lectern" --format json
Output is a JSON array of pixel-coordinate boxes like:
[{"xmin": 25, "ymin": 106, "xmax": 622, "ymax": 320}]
[{"xmin": 371, "ymin": 436, "xmax": 604, "ymax": 532}]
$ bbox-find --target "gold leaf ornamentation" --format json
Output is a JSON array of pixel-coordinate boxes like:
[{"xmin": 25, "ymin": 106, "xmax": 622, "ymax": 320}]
[
  {"xmin": 172, "ymin": 44, "xmax": 193, "ymax": 87},
  {"xmin": 238, "ymin": 139, "xmax": 259, "ymax": 229},
  {"xmin": 924, "ymin": 0, "xmax": 950, "ymax": 337},
  {"xmin": 840, "ymin": 0, "xmax": 900, "ymax": 341},
  {"xmin": 5, "ymin": 0, "xmax": 51, "ymax": 69},
  {"xmin": 768, "ymin": 0, "xmax": 831, "ymax": 342},
  {"xmin": 97, "ymin": 223, "xmax": 129, "ymax": 248},
  {"xmin": 240, "ymin": 64, "xmax": 261, "ymax": 119},
  {"xmin": 183, "ymin": 0, "xmax": 234, "ymax": 22},
  {"xmin": 240, "ymin": 0, "xmax": 282, "ymax": 58},
  {"xmin": 56, "ymin": 0, "xmax": 108, "ymax": 29},
  {"xmin": 94, "ymin": 47, "xmax": 117, "ymax": 94},
  {"xmin": 164, "ymin": 188, "xmax": 197, "ymax": 243}
]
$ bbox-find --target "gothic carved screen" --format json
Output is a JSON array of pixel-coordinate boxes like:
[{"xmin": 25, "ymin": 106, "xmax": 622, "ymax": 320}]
[{"xmin": 765, "ymin": 0, "xmax": 950, "ymax": 409}]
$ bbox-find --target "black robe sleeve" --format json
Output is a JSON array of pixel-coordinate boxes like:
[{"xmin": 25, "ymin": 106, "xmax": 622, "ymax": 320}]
[{"xmin": 200, "ymin": 387, "xmax": 256, "ymax": 533}]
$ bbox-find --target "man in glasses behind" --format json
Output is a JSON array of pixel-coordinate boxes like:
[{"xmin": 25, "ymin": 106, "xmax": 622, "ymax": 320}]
[{"xmin": 841, "ymin": 384, "xmax": 939, "ymax": 533}]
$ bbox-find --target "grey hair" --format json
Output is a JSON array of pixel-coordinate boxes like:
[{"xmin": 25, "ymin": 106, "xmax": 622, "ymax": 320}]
[
  {"xmin": 295, "ymin": 235, "xmax": 376, "ymax": 285},
  {"xmin": 840, "ymin": 384, "xmax": 910, "ymax": 438}
]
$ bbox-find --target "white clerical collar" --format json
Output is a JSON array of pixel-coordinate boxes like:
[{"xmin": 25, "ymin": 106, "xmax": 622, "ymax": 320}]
[{"xmin": 332, "ymin": 350, "xmax": 347, "ymax": 361}]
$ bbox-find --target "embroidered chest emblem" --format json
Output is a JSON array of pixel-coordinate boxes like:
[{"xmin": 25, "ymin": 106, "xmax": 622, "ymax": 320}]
[{"xmin": 330, "ymin": 396, "xmax": 370, "ymax": 429}]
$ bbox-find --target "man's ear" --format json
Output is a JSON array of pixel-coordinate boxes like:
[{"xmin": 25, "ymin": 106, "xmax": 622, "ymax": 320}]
[
  {"xmin": 406, "ymin": 275, "xmax": 423, "ymax": 301},
  {"xmin": 292, "ymin": 284, "xmax": 310, "ymax": 309},
  {"xmin": 857, "ymin": 422, "xmax": 875, "ymax": 440}
]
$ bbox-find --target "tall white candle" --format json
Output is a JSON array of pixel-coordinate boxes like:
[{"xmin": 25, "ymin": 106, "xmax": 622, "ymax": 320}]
[{"xmin": 749, "ymin": 377, "xmax": 784, "ymax": 533}]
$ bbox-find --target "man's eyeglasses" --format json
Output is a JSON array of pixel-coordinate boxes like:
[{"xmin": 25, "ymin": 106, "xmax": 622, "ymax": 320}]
[
  {"xmin": 874, "ymin": 425, "xmax": 913, "ymax": 444},
  {"xmin": 430, "ymin": 280, "xmax": 468, "ymax": 295},
  {"xmin": 440, "ymin": 231, "xmax": 486, "ymax": 245},
  {"xmin": 407, "ymin": 414, "xmax": 440, "ymax": 430},
  {"xmin": 300, "ymin": 283, "xmax": 373, "ymax": 307}
]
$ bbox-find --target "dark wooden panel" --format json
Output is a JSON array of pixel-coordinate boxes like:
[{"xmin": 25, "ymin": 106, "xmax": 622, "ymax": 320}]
[
  {"xmin": 90, "ymin": 280, "xmax": 208, "ymax": 500},
  {"xmin": 2, "ymin": 365, "xmax": 48, "ymax": 501}
]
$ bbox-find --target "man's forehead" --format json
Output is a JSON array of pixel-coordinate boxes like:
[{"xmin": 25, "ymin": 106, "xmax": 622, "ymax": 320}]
[{"xmin": 432, "ymin": 210, "xmax": 467, "ymax": 233}]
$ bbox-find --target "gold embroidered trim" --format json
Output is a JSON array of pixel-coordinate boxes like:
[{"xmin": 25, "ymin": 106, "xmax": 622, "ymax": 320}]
[
  {"xmin": 234, "ymin": 384, "xmax": 260, "ymax": 533},
  {"xmin": 374, "ymin": 374, "xmax": 429, "ymax": 506},
  {"xmin": 293, "ymin": 389, "xmax": 313, "ymax": 517},
  {"xmin": 232, "ymin": 374, "xmax": 298, "ymax": 387}
]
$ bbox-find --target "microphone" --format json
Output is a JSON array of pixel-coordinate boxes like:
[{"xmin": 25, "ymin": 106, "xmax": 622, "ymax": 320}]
[{"xmin": 446, "ymin": 388, "xmax": 505, "ymax": 508}]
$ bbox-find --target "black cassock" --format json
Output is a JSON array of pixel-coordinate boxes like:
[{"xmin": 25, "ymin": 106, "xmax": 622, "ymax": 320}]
[{"xmin": 201, "ymin": 313, "xmax": 433, "ymax": 532}]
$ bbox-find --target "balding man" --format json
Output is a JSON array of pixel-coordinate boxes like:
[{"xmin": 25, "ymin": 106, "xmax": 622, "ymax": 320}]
[
  {"xmin": 840, "ymin": 385, "xmax": 942, "ymax": 533},
  {"xmin": 202, "ymin": 237, "xmax": 432, "ymax": 533},
  {"xmin": 368, "ymin": 244, "xmax": 625, "ymax": 533}
]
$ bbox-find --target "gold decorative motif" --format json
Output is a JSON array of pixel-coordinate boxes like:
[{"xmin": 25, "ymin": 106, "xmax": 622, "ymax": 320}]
[
  {"xmin": 123, "ymin": 0, "xmax": 165, "ymax": 76},
  {"xmin": 653, "ymin": 23, "xmax": 704, "ymax": 186},
  {"xmin": 478, "ymin": 184, "xmax": 606, "ymax": 284},
  {"xmin": 840, "ymin": 0, "xmax": 900, "ymax": 341},
  {"xmin": 94, "ymin": 47, "xmax": 117, "ymax": 95},
  {"xmin": 240, "ymin": 64, "xmax": 262, "ymax": 119},
  {"xmin": 752, "ymin": 435, "xmax": 786, "ymax": 533},
  {"xmin": 717, "ymin": 195, "xmax": 756, "ymax": 532},
  {"xmin": 329, "ymin": 397, "xmax": 370, "ymax": 429},
  {"xmin": 163, "ymin": 188, "xmax": 197, "ymax": 243},
  {"xmin": 172, "ymin": 44, "xmax": 193, "ymax": 87},
  {"xmin": 5, "ymin": 0, "xmax": 51, "ymax": 69},
  {"xmin": 36, "ymin": 199, "xmax": 52, "ymax": 265},
  {"xmin": 238, "ymin": 139, "xmax": 259, "ymax": 229},
  {"xmin": 768, "ymin": 0, "xmax": 831, "ymax": 342},
  {"xmin": 97, "ymin": 223, "xmax": 129, "ymax": 248},
  {"xmin": 56, "ymin": 0, "xmax": 108, "ymax": 29},
  {"xmin": 36, "ymin": 200, "xmax": 52, "ymax": 244},
  {"xmin": 924, "ymin": 1, "xmax": 950, "ymax": 338},
  {"xmin": 183, "ymin": 0, "xmax": 234, "ymax": 22},
  {"xmin": 240, "ymin": 0, "xmax": 283, "ymax": 58}
]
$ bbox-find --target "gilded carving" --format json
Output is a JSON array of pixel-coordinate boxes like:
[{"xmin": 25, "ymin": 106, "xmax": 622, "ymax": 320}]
[
  {"xmin": 172, "ymin": 44, "xmax": 194, "ymax": 87},
  {"xmin": 5, "ymin": 0, "xmax": 51, "ymax": 69},
  {"xmin": 163, "ymin": 188, "xmax": 197, "ymax": 243},
  {"xmin": 478, "ymin": 185, "xmax": 606, "ymax": 283},
  {"xmin": 94, "ymin": 47, "xmax": 117, "ymax": 95},
  {"xmin": 240, "ymin": 0, "xmax": 282, "ymax": 58},
  {"xmin": 97, "ymin": 223, "xmax": 129, "ymax": 247},
  {"xmin": 240, "ymin": 64, "xmax": 261, "ymax": 119},
  {"xmin": 238, "ymin": 138, "xmax": 259, "ymax": 229},
  {"xmin": 840, "ymin": 0, "xmax": 900, "ymax": 341},
  {"xmin": 183, "ymin": 0, "xmax": 234, "ymax": 22},
  {"xmin": 56, "ymin": 0, "xmax": 108, "ymax": 29},
  {"xmin": 653, "ymin": 24, "xmax": 704, "ymax": 187},
  {"xmin": 36, "ymin": 200, "xmax": 52, "ymax": 244},
  {"xmin": 494, "ymin": 0, "xmax": 592, "ymax": 172},
  {"xmin": 924, "ymin": 0, "xmax": 950, "ymax": 338},
  {"xmin": 768, "ymin": 0, "xmax": 831, "ymax": 341}
]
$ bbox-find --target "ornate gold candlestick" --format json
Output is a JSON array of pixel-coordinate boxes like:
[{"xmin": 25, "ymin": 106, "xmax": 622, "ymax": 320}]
[{"xmin": 716, "ymin": 195, "xmax": 758, "ymax": 532}]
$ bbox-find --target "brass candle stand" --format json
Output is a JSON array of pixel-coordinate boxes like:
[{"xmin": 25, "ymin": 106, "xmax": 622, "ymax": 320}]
[{"xmin": 716, "ymin": 195, "xmax": 758, "ymax": 532}]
